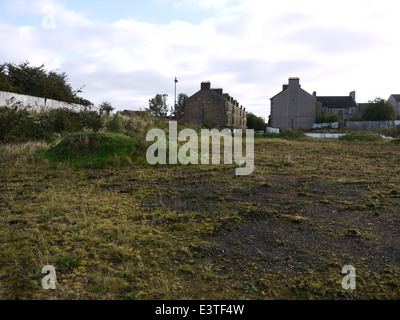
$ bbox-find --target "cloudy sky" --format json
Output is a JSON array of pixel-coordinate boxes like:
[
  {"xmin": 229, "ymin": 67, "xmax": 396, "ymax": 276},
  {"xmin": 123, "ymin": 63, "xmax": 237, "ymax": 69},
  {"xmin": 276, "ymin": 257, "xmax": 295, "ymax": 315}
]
[{"xmin": 0, "ymin": 0, "xmax": 399, "ymax": 119}]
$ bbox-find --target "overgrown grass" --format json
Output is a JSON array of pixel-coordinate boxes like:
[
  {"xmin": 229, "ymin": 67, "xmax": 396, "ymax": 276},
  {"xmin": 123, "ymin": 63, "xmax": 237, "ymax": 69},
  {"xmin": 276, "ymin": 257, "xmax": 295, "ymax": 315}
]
[
  {"xmin": 338, "ymin": 134, "xmax": 383, "ymax": 142},
  {"xmin": 261, "ymin": 130, "xmax": 306, "ymax": 140},
  {"xmin": 40, "ymin": 132, "xmax": 150, "ymax": 168},
  {"xmin": 2, "ymin": 133, "xmax": 400, "ymax": 300}
]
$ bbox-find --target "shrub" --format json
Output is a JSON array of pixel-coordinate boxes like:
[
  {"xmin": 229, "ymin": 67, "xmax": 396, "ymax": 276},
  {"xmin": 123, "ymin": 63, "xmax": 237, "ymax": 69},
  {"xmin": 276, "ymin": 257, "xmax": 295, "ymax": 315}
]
[
  {"xmin": 0, "ymin": 106, "xmax": 52, "ymax": 142},
  {"xmin": 41, "ymin": 132, "xmax": 149, "ymax": 168},
  {"xmin": 349, "ymin": 116, "xmax": 362, "ymax": 122},
  {"xmin": 105, "ymin": 114, "xmax": 123, "ymax": 133},
  {"xmin": 316, "ymin": 114, "xmax": 340, "ymax": 124}
]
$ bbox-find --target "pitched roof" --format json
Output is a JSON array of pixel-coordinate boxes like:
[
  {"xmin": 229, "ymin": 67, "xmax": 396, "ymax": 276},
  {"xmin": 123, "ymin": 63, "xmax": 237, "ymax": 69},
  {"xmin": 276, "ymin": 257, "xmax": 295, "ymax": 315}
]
[
  {"xmin": 317, "ymin": 96, "xmax": 357, "ymax": 108},
  {"xmin": 122, "ymin": 110, "xmax": 141, "ymax": 116},
  {"xmin": 390, "ymin": 94, "xmax": 400, "ymax": 102}
]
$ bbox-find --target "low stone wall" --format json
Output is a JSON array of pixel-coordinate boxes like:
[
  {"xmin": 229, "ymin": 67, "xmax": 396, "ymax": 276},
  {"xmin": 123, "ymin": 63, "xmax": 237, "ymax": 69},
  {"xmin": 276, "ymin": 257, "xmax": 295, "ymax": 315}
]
[
  {"xmin": 0, "ymin": 91, "xmax": 98, "ymax": 113},
  {"xmin": 346, "ymin": 121, "xmax": 400, "ymax": 130}
]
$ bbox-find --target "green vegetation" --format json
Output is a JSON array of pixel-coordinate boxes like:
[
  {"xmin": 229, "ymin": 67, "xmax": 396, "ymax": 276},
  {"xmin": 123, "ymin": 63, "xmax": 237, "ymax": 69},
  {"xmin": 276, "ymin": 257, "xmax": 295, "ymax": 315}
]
[
  {"xmin": 247, "ymin": 113, "xmax": 266, "ymax": 131},
  {"xmin": 2, "ymin": 136, "xmax": 400, "ymax": 300},
  {"xmin": 361, "ymin": 98, "xmax": 396, "ymax": 121},
  {"xmin": 261, "ymin": 130, "xmax": 306, "ymax": 140},
  {"xmin": 349, "ymin": 116, "xmax": 362, "ymax": 122},
  {"xmin": 0, "ymin": 62, "xmax": 92, "ymax": 106},
  {"xmin": 338, "ymin": 134, "xmax": 383, "ymax": 142},
  {"xmin": 0, "ymin": 106, "xmax": 102, "ymax": 143},
  {"xmin": 147, "ymin": 94, "xmax": 169, "ymax": 117},
  {"xmin": 316, "ymin": 114, "xmax": 341, "ymax": 123},
  {"xmin": 41, "ymin": 132, "xmax": 149, "ymax": 168},
  {"xmin": 2, "ymin": 107, "xmax": 400, "ymax": 300}
]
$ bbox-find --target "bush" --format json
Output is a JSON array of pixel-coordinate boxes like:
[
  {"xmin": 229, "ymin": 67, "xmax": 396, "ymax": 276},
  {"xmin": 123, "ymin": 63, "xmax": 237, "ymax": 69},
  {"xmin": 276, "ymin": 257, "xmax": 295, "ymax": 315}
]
[
  {"xmin": 349, "ymin": 116, "xmax": 362, "ymax": 122},
  {"xmin": 0, "ymin": 106, "xmax": 52, "ymax": 142},
  {"xmin": 316, "ymin": 114, "xmax": 340, "ymax": 124},
  {"xmin": 41, "ymin": 132, "xmax": 150, "ymax": 168},
  {"xmin": 105, "ymin": 114, "xmax": 123, "ymax": 133},
  {"xmin": 361, "ymin": 98, "xmax": 396, "ymax": 121},
  {"xmin": 0, "ymin": 107, "xmax": 103, "ymax": 143}
]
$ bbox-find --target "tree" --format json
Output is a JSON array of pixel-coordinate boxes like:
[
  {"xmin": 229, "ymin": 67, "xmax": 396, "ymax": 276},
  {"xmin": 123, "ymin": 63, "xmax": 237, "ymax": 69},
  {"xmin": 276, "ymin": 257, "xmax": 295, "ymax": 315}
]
[
  {"xmin": 361, "ymin": 98, "xmax": 396, "ymax": 121},
  {"xmin": 147, "ymin": 94, "xmax": 169, "ymax": 117},
  {"xmin": 0, "ymin": 61, "xmax": 93, "ymax": 106},
  {"xmin": 247, "ymin": 113, "xmax": 265, "ymax": 131},
  {"xmin": 172, "ymin": 93, "xmax": 188, "ymax": 118},
  {"xmin": 99, "ymin": 101, "xmax": 114, "ymax": 115}
]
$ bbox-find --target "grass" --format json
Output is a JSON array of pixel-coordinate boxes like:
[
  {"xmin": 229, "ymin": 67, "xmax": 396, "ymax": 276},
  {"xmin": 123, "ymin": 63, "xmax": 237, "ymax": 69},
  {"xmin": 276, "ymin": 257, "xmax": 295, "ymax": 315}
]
[
  {"xmin": 338, "ymin": 134, "xmax": 383, "ymax": 142},
  {"xmin": 39, "ymin": 132, "xmax": 149, "ymax": 168},
  {"xmin": 261, "ymin": 130, "xmax": 306, "ymax": 140},
  {"xmin": 1, "ymin": 134, "xmax": 400, "ymax": 300}
]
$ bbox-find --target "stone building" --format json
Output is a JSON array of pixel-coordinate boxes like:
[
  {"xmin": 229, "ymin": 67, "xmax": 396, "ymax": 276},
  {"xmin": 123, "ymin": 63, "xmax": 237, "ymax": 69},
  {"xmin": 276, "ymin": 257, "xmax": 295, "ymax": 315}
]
[
  {"xmin": 388, "ymin": 94, "xmax": 400, "ymax": 119},
  {"xmin": 184, "ymin": 81, "xmax": 247, "ymax": 130},
  {"xmin": 316, "ymin": 91, "xmax": 359, "ymax": 123},
  {"xmin": 270, "ymin": 77, "xmax": 317, "ymax": 131}
]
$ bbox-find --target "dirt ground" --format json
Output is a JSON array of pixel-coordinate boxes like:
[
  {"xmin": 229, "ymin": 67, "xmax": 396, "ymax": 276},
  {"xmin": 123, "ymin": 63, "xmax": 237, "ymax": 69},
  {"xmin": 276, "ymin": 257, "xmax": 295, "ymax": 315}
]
[{"xmin": 1, "ymin": 137, "xmax": 400, "ymax": 299}]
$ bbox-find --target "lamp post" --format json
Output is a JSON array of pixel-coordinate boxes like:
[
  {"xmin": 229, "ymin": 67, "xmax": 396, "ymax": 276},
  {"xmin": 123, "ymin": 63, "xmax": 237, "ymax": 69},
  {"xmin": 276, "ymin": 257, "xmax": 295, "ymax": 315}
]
[{"xmin": 174, "ymin": 77, "xmax": 178, "ymax": 114}]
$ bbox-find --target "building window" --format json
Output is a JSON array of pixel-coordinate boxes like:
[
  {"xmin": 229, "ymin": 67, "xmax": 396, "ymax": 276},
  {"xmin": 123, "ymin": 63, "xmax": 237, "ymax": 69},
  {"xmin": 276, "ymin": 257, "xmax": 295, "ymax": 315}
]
[{"xmin": 349, "ymin": 108, "xmax": 353, "ymax": 115}]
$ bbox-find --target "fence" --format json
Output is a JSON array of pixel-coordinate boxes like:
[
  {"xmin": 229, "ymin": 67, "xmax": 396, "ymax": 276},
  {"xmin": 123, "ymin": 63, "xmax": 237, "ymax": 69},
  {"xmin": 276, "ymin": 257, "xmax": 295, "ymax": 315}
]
[{"xmin": 346, "ymin": 121, "xmax": 400, "ymax": 130}]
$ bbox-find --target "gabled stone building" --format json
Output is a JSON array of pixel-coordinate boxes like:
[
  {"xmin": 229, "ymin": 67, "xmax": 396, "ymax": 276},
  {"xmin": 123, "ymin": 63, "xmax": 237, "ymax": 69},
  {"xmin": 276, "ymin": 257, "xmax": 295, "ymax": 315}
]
[
  {"xmin": 184, "ymin": 81, "xmax": 247, "ymax": 130},
  {"xmin": 270, "ymin": 77, "xmax": 362, "ymax": 131},
  {"xmin": 270, "ymin": 77, "xmax": 317, "ymax": 131},
  {"xmin": 316, "ymin": 91, "xmax": 359, "ymax": 122},
  {"xmin": 388, "ymin": 94, "xmax": 400, "ymax": 119}
]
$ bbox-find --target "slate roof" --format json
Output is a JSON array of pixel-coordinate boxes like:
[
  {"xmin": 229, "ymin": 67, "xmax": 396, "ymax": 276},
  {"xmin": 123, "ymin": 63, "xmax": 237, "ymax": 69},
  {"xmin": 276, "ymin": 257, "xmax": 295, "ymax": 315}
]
[
  {"xmin": 316, "ymin": 96, "xmax": 357, "ymax": 108},
  {"xmin": 122, "ymin": 110, "xmax": 141, "ymax": 116},
  {"xmin": 390, "ymin": 94, "xmax": 400, "ymax": 102}
]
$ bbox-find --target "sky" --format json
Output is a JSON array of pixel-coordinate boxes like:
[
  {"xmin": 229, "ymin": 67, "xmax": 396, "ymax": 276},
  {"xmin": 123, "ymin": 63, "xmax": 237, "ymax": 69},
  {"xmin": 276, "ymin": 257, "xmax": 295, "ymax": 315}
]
[{"xmin": 0, "ymin": 0, "xmax": 399, "ymax": 119}]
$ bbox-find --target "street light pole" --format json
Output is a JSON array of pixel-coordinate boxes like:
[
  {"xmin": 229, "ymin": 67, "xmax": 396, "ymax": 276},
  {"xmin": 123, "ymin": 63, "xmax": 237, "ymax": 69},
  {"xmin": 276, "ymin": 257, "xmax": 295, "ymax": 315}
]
[{"xmin": 174, "ymin": 77, "xmax": 178, "ymax": 114}]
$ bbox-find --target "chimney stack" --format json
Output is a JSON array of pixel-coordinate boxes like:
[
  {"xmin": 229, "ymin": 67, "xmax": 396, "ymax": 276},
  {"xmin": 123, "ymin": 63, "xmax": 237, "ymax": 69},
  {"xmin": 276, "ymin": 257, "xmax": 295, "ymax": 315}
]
[
  {"xmin": 288, "ymin": 77, "xmax": 300, "ymax": 88},
  {"xmin": 350, "ymin": 91, "xmax": 356, "ymax": 101},
  {"xmin": 201, "ymin": 81, "xmax": 211, "ymax": 91},
  {"xmin": 212, "ymin": 88, "xmax": 223, "ymax": 96},
  {"xmin": 283, "ymin": 84, "xmax": 289, "ymax": 91}
]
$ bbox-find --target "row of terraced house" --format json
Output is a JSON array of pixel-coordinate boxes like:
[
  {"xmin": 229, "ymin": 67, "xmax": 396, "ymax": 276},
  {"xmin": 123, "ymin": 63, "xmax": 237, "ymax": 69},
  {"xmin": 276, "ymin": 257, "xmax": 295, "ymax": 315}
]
[{"xmin": 269, "ymin": 77, "xmax": 400, "ymax": 131}]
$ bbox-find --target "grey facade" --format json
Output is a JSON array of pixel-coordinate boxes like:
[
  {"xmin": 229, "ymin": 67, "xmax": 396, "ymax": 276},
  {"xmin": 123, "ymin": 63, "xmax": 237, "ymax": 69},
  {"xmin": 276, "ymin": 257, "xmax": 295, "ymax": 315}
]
[
  {"xmin": 316, "ymin": 91, "xmax": 359, "ymax": 122},
  {"xmin": 388, "ymin": 95, "xmax": 400, "ymax": 119},
  {"xmin": 270, "ymin": 78, "xmax": 317, "ymax": 131}
]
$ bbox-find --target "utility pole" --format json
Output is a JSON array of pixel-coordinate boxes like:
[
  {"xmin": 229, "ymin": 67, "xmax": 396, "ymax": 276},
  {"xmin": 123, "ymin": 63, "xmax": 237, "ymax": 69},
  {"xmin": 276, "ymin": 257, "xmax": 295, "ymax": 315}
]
[{"xmin": 174, "ymin": 77, "xmax": 178, "ymax": 114}]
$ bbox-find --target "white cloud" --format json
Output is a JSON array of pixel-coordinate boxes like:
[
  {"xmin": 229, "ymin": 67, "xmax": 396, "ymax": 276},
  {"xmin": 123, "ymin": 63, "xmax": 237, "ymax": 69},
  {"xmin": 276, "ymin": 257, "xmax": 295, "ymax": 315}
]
[{"xmin": 0, "ymin": 0, "xmax": 399, "ymax": 118}]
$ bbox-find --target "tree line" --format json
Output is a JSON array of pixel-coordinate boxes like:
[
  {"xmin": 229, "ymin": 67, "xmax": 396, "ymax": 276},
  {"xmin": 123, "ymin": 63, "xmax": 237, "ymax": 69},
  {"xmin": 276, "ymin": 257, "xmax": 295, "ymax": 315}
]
[{"xmin": 0, "ymin": 62, "xmax": 93, "ymax": 107}]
